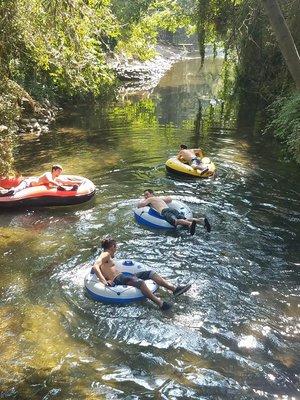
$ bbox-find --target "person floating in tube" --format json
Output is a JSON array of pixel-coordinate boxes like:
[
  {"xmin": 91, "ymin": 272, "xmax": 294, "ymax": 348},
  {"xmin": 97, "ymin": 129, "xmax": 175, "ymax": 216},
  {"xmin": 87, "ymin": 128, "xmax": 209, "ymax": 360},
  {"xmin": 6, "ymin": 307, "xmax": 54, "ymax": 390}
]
[
  {"xmin": 92, "ymin": 236, "xmax": 192, "ymax": 311},
  {"xmin": 138, "ymin": 189, "xmax": 211, "ymax": 235},
  {"xmin": 0, "ymin": 164, "xmax": 82, "ymax": 197},
  {"xmin": 177, "ymin": 144, "xmax": 209, "ymax": 175}
]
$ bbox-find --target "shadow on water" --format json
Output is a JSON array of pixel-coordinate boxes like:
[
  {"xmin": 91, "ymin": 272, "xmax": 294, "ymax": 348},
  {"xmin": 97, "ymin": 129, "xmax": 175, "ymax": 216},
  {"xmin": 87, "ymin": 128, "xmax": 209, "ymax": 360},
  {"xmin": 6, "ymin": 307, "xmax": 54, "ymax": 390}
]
[{"xmin": 0, "ymin": 56, "xmax": 300, "ymax": 399}]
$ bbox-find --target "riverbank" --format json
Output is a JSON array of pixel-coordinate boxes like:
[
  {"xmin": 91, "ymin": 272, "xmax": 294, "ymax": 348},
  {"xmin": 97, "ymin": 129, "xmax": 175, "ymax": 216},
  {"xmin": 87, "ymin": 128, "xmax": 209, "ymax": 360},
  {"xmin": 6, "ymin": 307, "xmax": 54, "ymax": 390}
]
[
  {"xmin": 0, "ymin": 43, "xmax": 188, "ymax": 142},
  {"xmin": 108, "ymin": 43, "xmax": 187, "ymax": 94},
  {"xmin": 0, "ymin": 78, "xmax": 59, "ymax": 137}
]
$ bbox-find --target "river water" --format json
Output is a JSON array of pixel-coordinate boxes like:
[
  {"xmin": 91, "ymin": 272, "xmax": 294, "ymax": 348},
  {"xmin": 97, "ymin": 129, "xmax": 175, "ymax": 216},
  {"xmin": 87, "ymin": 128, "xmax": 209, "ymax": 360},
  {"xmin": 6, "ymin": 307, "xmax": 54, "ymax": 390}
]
[{"xmin": 0, "ymin": 56, "xmax": 299, "ymax": 399}]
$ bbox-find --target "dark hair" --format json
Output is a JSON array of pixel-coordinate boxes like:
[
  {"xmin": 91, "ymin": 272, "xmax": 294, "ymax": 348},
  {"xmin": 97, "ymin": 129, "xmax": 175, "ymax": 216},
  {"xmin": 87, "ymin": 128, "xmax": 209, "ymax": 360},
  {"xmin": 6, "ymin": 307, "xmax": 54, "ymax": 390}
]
[
  {"xmin": 101, "ymin": 236, "xmax": 116, "ymax": 250},
  {"xmin": 144, "ymin": 189, "xmax": 154, "ymax": 194},
  {"xmin": 52, "ymin": 164, "xmax": 63, "ymax": 172},
  {"xmin": 180, "ymin": 144, "xmax": 188, "ymax": 149}
]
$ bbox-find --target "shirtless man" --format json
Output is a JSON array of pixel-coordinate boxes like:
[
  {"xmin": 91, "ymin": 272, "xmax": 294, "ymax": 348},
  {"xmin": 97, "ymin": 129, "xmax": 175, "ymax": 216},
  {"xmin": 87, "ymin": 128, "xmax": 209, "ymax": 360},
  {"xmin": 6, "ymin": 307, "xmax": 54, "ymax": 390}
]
[
  {"xmin": 92, "ymin": 236, "xmax": 192, "ymax": 311},
  {"xmin": 0, "ymin": 164, "xmax": 82, "ymax": 197},
  {"xmin": 138, "ymin": 189, "xmax": 211, "ymax": 235},
  {"xmin": 177, "ymin": 144, "xmax": 209, "ymax": 174}
]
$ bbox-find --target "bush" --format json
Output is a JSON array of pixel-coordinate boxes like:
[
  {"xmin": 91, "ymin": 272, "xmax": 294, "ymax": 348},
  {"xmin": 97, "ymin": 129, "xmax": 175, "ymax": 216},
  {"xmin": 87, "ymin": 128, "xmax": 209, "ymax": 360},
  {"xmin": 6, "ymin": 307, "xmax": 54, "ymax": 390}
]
[{"xmin": 266, "ymin": 92, "xmax": 300, "ymax": 163}]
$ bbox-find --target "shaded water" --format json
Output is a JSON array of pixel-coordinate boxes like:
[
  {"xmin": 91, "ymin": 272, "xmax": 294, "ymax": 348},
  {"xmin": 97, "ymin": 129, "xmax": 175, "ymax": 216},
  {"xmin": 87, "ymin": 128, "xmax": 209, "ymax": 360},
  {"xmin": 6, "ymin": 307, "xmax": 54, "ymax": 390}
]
[{"xmin": 0, "ymin": 57, "xmax": 299, "ymax": 399}]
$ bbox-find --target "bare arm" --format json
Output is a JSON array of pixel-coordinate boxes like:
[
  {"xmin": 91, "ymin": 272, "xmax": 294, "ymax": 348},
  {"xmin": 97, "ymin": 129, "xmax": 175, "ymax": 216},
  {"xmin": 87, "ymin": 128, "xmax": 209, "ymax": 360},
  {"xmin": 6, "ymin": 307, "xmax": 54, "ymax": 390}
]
[
  {"xmin": 137, "ymin": 198, "xmax": 151, "ymax": 208},
  {"xmin": 161, "ymin": 196, "xmax": 172, "ymax": 204},
  {"xmin": 47, "ymin": 178, "xmax": 61, "ymax": 187},
  {"xmin": 92, "ymin": 257, "xmax": 108, "ymax": 285},
  {"xmin": 177, "ymin": 150, "xmax": 184, "ymax": 160},
  {"xmin": 56, "ymin": 178, "xmax": 82, "ymax": 186}
]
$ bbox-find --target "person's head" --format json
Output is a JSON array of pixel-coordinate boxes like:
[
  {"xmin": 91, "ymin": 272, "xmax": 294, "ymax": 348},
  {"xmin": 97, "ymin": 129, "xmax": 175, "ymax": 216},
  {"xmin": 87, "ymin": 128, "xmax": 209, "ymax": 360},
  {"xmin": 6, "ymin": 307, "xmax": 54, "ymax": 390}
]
[
  {"xmin": 144, "ymin": 189, "xmax": 154, "ymax": 199},
  {"xmin": 52, "ymin": 164, "xmax": 63, "ymax": 177},
  {"xmin": 180, "ymin": 144, "xmax": 188, "ymax": 150},
  {"xmin": 101, "ymin": 236, "xmax": 117, "ymax": 253}
]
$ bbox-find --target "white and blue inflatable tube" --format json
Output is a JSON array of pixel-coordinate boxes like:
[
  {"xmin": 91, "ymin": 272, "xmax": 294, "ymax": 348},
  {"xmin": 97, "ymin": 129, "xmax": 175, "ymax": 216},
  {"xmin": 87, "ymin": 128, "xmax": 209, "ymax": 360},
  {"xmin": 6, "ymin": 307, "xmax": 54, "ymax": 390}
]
[
  {"xmin": 134, "ymin": 199, "xmax": 193, "ymax": 229},
  {"xmin": 84, "ymin": 259, "xmax": 158, "ymax": 304}
]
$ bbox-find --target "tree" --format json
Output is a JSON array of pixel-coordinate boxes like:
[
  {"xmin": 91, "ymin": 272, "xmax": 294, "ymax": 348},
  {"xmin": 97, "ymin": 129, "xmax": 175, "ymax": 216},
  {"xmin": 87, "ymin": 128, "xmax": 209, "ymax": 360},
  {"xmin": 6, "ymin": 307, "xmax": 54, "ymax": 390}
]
[{"xmin": 262, "ymin": 0, "xmax": 300, "ymax": 90}]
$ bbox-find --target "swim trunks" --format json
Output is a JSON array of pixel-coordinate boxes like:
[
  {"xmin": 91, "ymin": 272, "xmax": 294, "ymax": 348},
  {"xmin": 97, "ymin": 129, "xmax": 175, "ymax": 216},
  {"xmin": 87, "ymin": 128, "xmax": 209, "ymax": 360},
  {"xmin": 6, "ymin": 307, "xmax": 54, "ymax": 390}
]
[
  {"xmin": 190, "ymin": 157, "xmax": 202, "ymax": 166},
  {"xmin": 112, "ymin": 270, "xmax": 156, "ymax": 288},
  {"xmin": 161, "ymin": 207, "xmax": 185, "ymax": 226}
]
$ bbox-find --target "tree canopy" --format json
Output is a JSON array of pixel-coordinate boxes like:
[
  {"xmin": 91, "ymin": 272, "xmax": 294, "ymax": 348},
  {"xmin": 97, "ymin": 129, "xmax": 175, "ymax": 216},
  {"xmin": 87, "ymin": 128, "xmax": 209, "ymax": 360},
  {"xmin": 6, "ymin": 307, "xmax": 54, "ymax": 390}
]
[
  {"xmin": 0, "ymin": 0, "xmax": 192, "ymax": 99},
  {"xmin": 0, "ymin": 0, "xmax": 299, "ymax": 170}
]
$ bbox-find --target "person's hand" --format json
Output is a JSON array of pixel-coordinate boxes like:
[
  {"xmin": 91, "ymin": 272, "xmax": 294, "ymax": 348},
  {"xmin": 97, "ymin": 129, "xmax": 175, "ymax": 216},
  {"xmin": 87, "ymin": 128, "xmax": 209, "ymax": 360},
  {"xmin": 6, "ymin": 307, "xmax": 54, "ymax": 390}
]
[{"xmin": 106, "ymin": 280, "xmax": 115, "ymax": 287}]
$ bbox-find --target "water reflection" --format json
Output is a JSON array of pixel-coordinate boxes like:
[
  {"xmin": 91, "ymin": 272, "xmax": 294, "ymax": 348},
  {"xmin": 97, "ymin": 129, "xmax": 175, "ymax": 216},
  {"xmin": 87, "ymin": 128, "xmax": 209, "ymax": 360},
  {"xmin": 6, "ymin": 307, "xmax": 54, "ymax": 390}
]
[{"xmin": 0, "ymin": 56, "xmax": 299, "ymax": 399}]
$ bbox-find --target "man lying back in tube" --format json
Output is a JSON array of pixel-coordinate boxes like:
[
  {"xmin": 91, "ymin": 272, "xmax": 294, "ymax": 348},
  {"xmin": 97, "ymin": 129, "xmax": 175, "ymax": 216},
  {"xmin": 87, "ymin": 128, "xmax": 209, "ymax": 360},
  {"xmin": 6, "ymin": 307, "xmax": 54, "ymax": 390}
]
[
  {"xmin": 138, "ymin": 189, "xmax": 211, "ymax": 235},
  {"xmin": 92, "ymin": 236, "xmax": 192, "ymax": 311},
  {"xmin": 177, "ymin": 144, "xmax": 209, "ymax": 175},
  {"xmin": 0, "ymin": 164, "xmax": 82, "ymax": 197}
]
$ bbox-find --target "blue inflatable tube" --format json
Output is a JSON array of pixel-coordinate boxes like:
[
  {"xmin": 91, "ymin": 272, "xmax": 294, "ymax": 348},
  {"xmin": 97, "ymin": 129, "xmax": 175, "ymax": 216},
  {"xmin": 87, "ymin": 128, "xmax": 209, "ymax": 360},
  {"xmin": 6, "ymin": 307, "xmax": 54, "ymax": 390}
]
[
  {"xmin": 84, "ymin": 260, "xmax": 158, "ymax": 304},
  {"xmin": 133, "ymin": 199, "xmax": 193, "ymax": 229}
]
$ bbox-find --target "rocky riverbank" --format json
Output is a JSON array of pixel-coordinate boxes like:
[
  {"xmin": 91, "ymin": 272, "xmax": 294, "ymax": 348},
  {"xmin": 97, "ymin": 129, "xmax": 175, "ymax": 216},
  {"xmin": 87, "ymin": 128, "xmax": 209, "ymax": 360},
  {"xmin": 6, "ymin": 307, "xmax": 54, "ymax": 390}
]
[
  {"xmin": 0, "ymin": 78, "xmax": 60, "ymax": 139},
  {"xmin": 1, "ymin": 43, "xmax": 190, "ymax": 145},
  {"xmin": 0, "ymin": 78, "xmax": 62, "ymax": 175},
  {"xmin": 16, "ymin": 98, "xmax": 59, "ymax": 137},
  {"xmin": 1, "ymin": 44, "xmax": 187, "ymax": 141},
  {"xmin": 108, "ymin": 43, "xmax": 188, "ymax": 94}
]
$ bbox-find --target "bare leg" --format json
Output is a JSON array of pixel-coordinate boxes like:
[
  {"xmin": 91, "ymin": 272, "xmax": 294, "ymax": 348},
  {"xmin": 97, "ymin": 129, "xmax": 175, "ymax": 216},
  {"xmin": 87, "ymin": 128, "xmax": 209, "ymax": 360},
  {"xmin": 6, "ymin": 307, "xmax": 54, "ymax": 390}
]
[
  {"xmin": 151, "ymin": 273, "xmax": 175, "ymax": 292},
  {"xmin": 174, "ymin": 218, "xmax": 192, "ymax": 228},
  {"xmin": 187, "ymin": 218, "xmax": 204, "ymax": 223},
  {"xmin": 192, "ymin": 164, "xmax": 208, "ymax": 171},
  {"xmin": 139, "ymin": 282, "xmax": 164, "ymax": 307}
]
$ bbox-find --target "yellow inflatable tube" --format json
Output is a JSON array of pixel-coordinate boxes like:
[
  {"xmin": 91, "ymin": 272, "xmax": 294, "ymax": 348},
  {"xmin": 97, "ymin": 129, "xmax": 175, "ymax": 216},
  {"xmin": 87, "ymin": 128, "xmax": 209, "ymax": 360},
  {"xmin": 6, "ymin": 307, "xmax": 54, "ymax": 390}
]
[{"xmin": 165, "ymin": 156, "xmax": 216, "ymax": 178}]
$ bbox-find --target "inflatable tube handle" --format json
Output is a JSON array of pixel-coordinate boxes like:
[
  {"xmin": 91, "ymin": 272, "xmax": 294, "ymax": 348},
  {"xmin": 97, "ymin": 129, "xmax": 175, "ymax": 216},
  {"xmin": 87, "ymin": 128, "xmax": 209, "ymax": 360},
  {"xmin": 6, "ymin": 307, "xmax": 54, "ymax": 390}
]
[{"xmin": 123, "ymin": 260, "xmax": 133, "ymax": 266}]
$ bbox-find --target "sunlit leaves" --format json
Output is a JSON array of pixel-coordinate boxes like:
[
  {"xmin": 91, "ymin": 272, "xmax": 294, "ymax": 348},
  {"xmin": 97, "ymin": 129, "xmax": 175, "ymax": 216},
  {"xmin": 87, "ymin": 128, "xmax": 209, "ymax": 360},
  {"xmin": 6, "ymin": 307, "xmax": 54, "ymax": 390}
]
[
  {"xmin": 0, "ymin": 0, "xmax": 195, "ymax": 96},
  {"xmin": 114, "ymin": 0, "xmax": 192, "ymax": 60},
  {"xmin": 266, "ymin": 92, "xmax": 300, "ymax": 163}
]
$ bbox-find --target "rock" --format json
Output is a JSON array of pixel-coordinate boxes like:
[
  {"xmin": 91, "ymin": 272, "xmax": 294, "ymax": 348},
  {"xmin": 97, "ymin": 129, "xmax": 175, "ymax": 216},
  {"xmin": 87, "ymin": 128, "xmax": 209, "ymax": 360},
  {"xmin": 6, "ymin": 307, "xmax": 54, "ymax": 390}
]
[
  {"xmin": 33, "ymin": 122, "xmax": 41, "ymax": 131},
  {"xmin": 39, "ymin": 108, "xmax": 50, "ymax": 116},
  {"xmin": 39, "ymin": 118, "xmax": 49, "ymax": 124},
  {"xmin": 40, "ymin": 125, "xmax": 49, "ymax": 133},
  {"xmin": 25, "ymin": 125, "xmax": 33, "ymax": 133},
  {"xmin": 43, "ymin": 99, "xmax": 51, "ymax": 107},
  {"xmin": 21, "ymin": 97, "xmax": 35, "ymax": 113},
  {"xmin": 0, "ymin": 125, "xmax": 8, "ymax": 133},
  {"xmin": 110, "ymin": 46, "xmax": 184, "ymax": 93}
]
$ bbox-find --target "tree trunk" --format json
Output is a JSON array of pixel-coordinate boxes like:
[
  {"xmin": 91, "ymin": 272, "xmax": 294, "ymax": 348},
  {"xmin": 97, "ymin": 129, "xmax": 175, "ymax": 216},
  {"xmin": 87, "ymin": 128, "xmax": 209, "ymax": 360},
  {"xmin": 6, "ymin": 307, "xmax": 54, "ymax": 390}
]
[{"xmin": 262, "ymin": 0, "xmax": 300, "ymax": 90}]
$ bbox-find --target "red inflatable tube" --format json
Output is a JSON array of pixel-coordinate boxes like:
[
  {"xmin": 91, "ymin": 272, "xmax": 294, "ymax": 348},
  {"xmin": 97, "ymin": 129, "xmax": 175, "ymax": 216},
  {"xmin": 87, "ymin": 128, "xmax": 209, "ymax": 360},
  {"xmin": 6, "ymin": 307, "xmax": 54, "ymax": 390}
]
[{"xmin": 0, "ymin": 175, "xmax": 95, "ymax": 208}]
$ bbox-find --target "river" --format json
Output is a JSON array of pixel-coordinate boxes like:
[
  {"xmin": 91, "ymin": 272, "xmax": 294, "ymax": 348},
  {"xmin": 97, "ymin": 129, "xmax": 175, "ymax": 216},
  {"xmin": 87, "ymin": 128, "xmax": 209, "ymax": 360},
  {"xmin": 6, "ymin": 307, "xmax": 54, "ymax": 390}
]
[{"xmin": 0, "ymin": 56, "xmax": 299, "ymax": 399}]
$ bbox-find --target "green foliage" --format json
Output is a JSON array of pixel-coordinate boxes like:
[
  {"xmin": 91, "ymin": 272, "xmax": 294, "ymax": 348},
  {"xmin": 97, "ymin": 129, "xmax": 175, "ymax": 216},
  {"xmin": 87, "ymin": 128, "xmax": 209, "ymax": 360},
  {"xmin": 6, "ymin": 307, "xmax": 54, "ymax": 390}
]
[
  {"xmin": 194, "ymin": 0, "xmax": 238, "ymax": 65},
  {"xmin": 0, "ymin": 127, "xmax": 15, "ymax": 177},
  {"xmin": 0, "ymin": 0, "xmax": 194, "ymax": 98},
  {"xmin": 194, "ymin": 0, "xmax": 298, "ymax": 97},
  {"xmin": 266, "ymin": 92, "xmax": 300, "ymax": 163},
  {"xmin": 194, "ymin": 0, "xmax": 300, "ymax": 162},
  {"xmin": 115, "ymin": 0, "xmax": 191, "ymax": 60},
  {"xmin": 0, "ymin": 78, "xmax": 20, "ymax": 176},
  {"xmin": 8, "ymin": 0, "xmax": 118, "ymax": 98}
]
